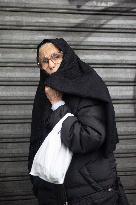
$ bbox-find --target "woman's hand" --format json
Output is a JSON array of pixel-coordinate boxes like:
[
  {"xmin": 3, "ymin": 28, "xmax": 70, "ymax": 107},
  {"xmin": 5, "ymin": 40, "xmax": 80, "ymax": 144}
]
[{"xmin": 45, "ymin": 86, "xmax": 63, "ymax": 105}]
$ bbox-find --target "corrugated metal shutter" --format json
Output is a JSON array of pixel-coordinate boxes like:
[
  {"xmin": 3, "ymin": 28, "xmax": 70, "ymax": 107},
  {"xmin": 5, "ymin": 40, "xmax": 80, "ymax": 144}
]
[{"xmin": 0, "ymin": 0, "xmax": 136, "ymax": 204}]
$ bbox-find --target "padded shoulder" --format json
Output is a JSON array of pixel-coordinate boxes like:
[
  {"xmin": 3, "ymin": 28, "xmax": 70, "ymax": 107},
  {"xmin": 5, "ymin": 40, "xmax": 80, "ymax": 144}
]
[{"xmin": 78, "ymin": 97, "xmax": 102, "ymax": 111}]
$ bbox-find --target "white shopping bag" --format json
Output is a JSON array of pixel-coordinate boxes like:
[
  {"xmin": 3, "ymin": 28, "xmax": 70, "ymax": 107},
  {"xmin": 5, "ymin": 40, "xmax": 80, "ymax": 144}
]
[{"xmin": 30, "ymin": 112, "xmax": 74, "ymax": 184}]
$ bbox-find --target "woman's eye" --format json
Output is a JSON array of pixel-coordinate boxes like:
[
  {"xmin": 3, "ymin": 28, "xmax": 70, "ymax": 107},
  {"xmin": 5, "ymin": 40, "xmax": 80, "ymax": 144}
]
[
  {"xmin": 43, "ymin": 59, "xmax": 48, "ymax": 63},
  {"xmin": 52, "ymin": 55, "xmax": 60, "ymax": 59}
]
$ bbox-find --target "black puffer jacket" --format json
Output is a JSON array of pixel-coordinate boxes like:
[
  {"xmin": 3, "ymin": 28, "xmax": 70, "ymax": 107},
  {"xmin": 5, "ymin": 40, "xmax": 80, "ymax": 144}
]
[{"xmin": 31, "ymin": 93, "xmax": 129, "ymax": 205}]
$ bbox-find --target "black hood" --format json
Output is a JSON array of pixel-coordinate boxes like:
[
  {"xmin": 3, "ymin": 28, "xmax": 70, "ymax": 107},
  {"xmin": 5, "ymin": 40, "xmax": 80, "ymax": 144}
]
[
  {"xmin": 34, "ymin": 38, "xmax": 119, "ymax": 157},
  {"xmin": 39, "ymin": 38, "xmax": 110, "ymax": 103}
]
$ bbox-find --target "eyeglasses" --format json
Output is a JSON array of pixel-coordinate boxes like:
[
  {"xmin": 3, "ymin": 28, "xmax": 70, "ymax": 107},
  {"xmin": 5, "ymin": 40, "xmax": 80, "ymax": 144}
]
[{"xmin": 37, "ymin": 51, "xmax": 63, "ymax": 69}]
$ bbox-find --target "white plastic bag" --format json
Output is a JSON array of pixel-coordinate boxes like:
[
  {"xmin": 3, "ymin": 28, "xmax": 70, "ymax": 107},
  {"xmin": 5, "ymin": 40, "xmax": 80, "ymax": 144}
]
[{"xmin": 30, "ymin": 112, "xmax": 74, "ymax": 184}]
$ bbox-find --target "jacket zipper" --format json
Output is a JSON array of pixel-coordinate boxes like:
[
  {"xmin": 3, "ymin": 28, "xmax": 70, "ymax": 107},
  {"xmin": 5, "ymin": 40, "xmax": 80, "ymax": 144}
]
[{"xmin": 63, "ymin": 183, "xmax": 68, "ymax": 205}]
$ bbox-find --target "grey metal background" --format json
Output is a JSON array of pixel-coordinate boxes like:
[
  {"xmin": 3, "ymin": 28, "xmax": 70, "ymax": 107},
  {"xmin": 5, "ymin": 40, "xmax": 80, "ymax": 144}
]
[{"xmin": 0, "ymin": 0, "xmax": 136, "ymax": 204}]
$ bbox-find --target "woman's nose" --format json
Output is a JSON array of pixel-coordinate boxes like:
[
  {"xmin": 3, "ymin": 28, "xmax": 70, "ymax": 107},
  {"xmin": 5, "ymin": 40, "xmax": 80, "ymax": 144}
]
[{"xmin": 48, "ymin": 59, "xmax": 55, "ymax": 69}]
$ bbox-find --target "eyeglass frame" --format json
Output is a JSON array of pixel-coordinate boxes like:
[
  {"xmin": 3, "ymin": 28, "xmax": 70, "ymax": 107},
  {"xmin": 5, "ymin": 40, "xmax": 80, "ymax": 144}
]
[{"xmin": 36, "ymin": 51, "xmax": 63, "ymax": 69}]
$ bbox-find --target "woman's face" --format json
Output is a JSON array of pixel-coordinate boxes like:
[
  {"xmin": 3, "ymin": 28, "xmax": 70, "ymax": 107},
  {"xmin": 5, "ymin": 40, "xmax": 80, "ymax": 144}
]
[{"xmin": 38, "ymin": 43, "xmax": 63, "ymax": 75}]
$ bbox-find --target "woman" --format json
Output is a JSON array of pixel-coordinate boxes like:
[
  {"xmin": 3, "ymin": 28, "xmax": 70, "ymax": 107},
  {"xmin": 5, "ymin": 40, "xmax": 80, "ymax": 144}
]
[{"xmin": 28, "ymin": 38, "xmax": 129, "ymax": 205}]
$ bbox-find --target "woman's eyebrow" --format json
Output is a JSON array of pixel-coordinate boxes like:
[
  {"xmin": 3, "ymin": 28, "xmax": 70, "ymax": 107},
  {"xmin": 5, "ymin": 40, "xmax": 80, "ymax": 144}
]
[
  {"xmin": 40, "ymin": 52, "xmax": 62, "ymax": 59},
  {"xmin": 39, "ymin": 51, "xmax": 63, "ymax": 62}
]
